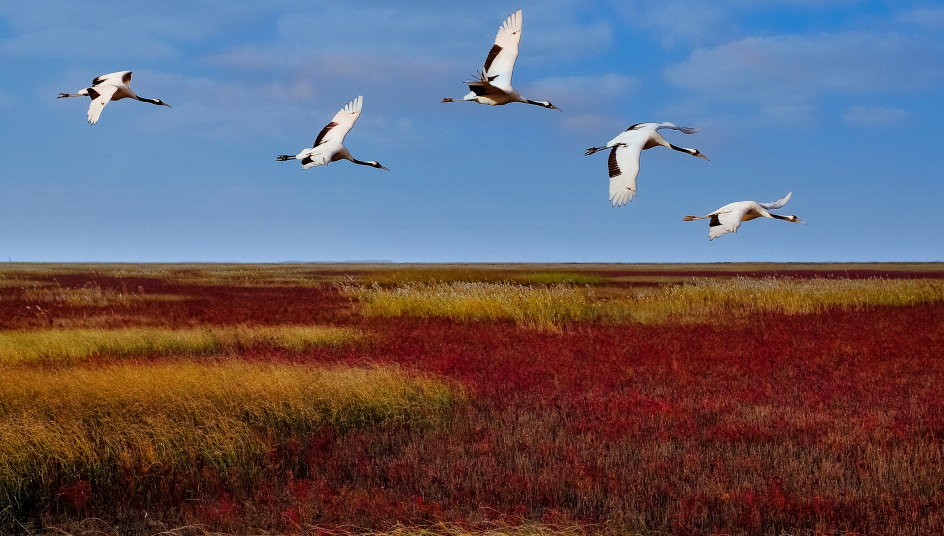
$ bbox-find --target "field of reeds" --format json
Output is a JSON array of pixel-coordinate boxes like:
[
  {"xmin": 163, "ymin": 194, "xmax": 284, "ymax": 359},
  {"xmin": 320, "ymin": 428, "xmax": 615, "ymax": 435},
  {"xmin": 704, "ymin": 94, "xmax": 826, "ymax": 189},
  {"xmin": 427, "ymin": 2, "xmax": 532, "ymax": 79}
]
[
  {"xmin": 0, "ymin": 262, "xmax": 943, "ymax": 536},
  {"xmin": 344, "ymin": 276, "xmax": 944, "ymax": 327}
]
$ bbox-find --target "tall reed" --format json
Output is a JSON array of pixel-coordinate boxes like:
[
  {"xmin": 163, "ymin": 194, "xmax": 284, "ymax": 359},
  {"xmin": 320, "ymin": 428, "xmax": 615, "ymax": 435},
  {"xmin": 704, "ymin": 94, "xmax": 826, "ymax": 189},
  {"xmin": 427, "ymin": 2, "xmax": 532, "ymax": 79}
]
[
  {"xmin": 0, "ymin": 326, "xmax": 365, "ymax": 365},
  {"xmin": 344, "ymin": 278, "xmax": 944, "ymax": 327},
  {"xmin": 344, "ymin": 282, "xmax": 589, "ymax": 330},
  {"xmin": 0, "ymin": 362, "xmax": 462, "ymax": 507}
]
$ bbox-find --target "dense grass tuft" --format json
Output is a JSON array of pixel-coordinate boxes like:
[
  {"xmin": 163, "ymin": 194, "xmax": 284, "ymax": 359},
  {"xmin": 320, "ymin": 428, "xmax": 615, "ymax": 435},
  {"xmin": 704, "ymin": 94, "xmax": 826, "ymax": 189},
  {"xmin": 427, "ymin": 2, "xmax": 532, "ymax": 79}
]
[
  {"xmin": 0, "ymin": 326, "xmax": 365, "ymax": 365},
  {"xmin": 0, "ymin": 362, "xmax": 462, "ymax": 508},
  {"xmin": 345, "ymin": 277, "xmax": 944, "ymax": 327},
  {"xmin": 343, "ymin": 282, "xmax": 590, "ymax": 330}
]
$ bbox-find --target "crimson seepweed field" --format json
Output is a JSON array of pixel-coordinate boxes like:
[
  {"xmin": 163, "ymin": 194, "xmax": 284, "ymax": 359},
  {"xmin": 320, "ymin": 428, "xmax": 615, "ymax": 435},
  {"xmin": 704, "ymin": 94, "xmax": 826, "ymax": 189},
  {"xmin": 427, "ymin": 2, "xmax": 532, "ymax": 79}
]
[{"xmin": 1, "ymin": 262, "xmax": 943, "ymax": 536}]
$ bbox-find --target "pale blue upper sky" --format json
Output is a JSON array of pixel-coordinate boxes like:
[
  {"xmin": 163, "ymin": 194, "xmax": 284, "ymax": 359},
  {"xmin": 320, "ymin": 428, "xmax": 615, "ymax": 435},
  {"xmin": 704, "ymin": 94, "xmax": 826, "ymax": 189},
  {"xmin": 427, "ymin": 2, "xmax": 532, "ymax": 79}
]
[{"xmin": 1, "ymin": 1, "xmax": 942, "ymax": 262}]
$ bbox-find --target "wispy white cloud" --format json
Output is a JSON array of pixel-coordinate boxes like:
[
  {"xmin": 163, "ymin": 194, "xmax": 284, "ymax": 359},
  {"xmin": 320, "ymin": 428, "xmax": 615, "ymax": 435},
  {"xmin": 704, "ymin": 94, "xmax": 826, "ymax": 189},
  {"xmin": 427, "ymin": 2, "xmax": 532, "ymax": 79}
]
[
  {"xmin": 526, "ymin": 73, "xmax": 639, "ymax": 102},
  {"xmin": 664, "ymin": 32, "xmax": 944, "ymax": 123},
  {"xmin": 617, "ymin": 1, "xmax": 733, "ymax": 47},
  {"xmin": 844, "ymin": 106, "xmax": 910, "ymax": 126},
  {"xmin": 560, "ymin": 114, "xmax": 627, "ymax": 132},
  {"xmin": 897, "ymin": 7, "xmax": 944, "ymax": 30}
]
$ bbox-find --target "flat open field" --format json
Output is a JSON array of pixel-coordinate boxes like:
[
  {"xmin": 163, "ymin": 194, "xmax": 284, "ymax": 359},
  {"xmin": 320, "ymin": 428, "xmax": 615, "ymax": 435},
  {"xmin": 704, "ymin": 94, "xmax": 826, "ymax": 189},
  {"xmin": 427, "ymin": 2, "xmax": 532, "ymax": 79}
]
[{"xmin": 1, "ymin": 263, "xmax": 943, "ymax": 536}]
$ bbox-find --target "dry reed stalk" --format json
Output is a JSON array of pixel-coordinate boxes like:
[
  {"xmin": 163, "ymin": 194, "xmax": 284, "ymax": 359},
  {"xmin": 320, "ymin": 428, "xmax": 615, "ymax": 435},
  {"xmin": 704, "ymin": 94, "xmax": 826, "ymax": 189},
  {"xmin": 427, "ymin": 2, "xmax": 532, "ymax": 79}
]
[
  {"xmin": 343, "ymin": 278, "xmax": 944, "ymax": 327},
  {"xmin": 342, "ymin": 282, "xmax": 590, "ymax": 330},
  {"xmin": 0, "ymin": 362, "xmax": 462, "ymax": 507},
  {"xmin": 0, "ymin": 326, "xmax": 365, "ymax": 365}
]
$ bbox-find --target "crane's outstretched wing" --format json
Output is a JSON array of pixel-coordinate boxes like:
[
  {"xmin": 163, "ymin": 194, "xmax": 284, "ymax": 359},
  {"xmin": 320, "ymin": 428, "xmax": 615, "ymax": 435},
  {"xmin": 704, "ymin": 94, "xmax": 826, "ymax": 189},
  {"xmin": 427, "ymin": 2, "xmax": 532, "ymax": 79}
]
[
  {"xmin": 655, "ymin": 122, "xmax": 701, "ymax": 135},
  {"xmin": 92, "ymin": 71, "xmax": 132, "ymax": 87},
  {"xmin": 86, "ymin": 84, "xmax": 119, "ymax": 125},
  {"xmin": 482, "ymin": 9, "xmax": 522, "ymax": 88},
  {"xmin": 708, "ymin": 203, "xmax": 753, "ymax": 240},
  {"xmin": 608, "ymin": 138, "xmax": 646, "ymax": 207},
  {"xmin": 312, "ymin": 96, "xmax": 362, "ymax": 148},
  {"xmin": 758, "ymin": 192, "xmax": 792, "ymax": 211}
]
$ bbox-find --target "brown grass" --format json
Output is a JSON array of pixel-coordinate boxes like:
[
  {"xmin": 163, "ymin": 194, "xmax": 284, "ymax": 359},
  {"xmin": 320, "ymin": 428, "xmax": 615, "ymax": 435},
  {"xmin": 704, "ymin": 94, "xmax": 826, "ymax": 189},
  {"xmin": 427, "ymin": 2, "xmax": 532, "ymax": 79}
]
[
  {"xmin": 0, "ymin": 362, "xmax": 463, "ymax": 507},
  {"xmin": 0, "ymin": 326, "xmax": 366, "ymax": 366},
  {"xmin": 343, "ymin": 277, "xmax": 944, "ymax": 328}
]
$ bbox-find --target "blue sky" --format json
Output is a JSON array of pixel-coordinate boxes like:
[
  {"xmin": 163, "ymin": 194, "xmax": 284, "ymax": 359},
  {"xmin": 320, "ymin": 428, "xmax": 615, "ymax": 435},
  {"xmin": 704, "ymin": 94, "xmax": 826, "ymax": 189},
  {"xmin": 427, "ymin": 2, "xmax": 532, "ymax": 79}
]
[{"xmin": 1, "ymin": 1, "xmax": 942, "ymax": 262}]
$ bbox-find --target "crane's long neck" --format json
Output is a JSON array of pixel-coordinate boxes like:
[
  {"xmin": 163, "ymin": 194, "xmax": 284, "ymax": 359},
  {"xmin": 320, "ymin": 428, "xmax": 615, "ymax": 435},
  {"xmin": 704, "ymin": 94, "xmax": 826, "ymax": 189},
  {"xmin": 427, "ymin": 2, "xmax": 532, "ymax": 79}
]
[
  {"xmin": 525, "ymin": 99, "xmax": 560, "ymax": 111},
  {"xmin": 350, "ymin": 157, "xmax": 372, "ymax": 166},
  {"xmin": 668, "ymin": 143, "xmax": 697, "ymax": 156},
  {"xmin": 769, "ymin": 214, "xmax": 791, "ymax": 221},
  {"xmin": 668, "ymin": 142, "xmax": 709, "ymax": 160},
  {"xmin": 136, "ymin": 96, "xmax": 162, "ymax": 105}
]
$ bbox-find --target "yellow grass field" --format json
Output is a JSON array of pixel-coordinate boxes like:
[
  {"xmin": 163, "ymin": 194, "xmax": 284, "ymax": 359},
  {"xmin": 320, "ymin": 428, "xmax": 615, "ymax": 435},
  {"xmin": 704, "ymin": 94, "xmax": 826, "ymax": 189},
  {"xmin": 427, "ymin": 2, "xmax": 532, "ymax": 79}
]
[
  {"xmin": 344, "ymin": 277, "xmax": 944, "ymax": 328},
  {"xmin": 0, "ymin": 325, "xmax": 365, "ymax": 365},
  {"xmin": 0, "ymin": 362, "xmax": 463, "ymax": 507}
]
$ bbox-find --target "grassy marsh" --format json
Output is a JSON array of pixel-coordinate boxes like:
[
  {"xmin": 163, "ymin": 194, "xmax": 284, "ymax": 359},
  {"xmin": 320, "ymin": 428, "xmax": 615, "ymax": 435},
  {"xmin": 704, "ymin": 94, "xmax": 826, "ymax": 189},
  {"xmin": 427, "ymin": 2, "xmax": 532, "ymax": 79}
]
[
  {"xmin": 345, "ymin": 277, "xmax": 944, "ymax": 327},
  {"xmin": 0, "ymin": 326, "xmax": 365, "ymax": 365},
  {"xmin": 0, "ymin": 362, "xmax": 462, "ymax": 507}
]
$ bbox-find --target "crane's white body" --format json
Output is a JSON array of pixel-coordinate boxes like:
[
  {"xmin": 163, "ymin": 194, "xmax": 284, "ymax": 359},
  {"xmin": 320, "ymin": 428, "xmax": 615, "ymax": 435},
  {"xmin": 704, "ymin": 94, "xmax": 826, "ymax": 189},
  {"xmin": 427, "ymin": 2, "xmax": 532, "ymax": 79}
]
[
  {"xmin": 277, "ymin": 96, "xmax": 388, "ymax": 171},
  {"xmin": 586, "ymin": 123, "xmax": 708, "ymax": 207},
  {"xmin": 443, "ymin": 10, "xmax": 559, "ymax": 110},
  {"xmin": 58, "ymin": 71, "xmax": 170, "ymax": 125},
  {"xmin": 684, "ymin": 192, "xmax": 803, "ymax": 240}
]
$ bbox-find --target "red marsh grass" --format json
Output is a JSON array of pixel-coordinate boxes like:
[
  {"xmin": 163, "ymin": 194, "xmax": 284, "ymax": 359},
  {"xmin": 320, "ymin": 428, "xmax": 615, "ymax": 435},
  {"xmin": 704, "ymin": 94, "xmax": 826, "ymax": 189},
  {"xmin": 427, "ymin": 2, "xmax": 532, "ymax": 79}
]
[
  {"xmin": 0, "ymin": 326, "xmax": 365, "ymax": 365},
  {"xmin": 344, "ymin": 277, "xmax": 944, "ymax": 327},
  {"xmin": 0, "ymin": 362, "xmax": 463, "ymax": 508}
]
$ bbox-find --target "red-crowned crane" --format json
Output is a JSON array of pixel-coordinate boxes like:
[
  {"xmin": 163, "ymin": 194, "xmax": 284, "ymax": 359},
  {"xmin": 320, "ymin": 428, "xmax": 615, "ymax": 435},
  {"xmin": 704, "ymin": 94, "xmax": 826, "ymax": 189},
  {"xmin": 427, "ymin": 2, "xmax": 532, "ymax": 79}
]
[
  {"xmin": 683, "ymin": 192, "xmax": 804, "ymax": 240},
  {"xmin": 585, "ymin": 122, "xmax": 709, "ymax": 207},
  {"xmin": 58, "ymin": 71, "xmax": 170, "ymax": 125},
  {"xmin": 276, "ymin": 96, "xmax": 389, "ymax": 172},
  {"xmin": 442, "ymin": 9, "xmax": 560, "ymax": 111}
]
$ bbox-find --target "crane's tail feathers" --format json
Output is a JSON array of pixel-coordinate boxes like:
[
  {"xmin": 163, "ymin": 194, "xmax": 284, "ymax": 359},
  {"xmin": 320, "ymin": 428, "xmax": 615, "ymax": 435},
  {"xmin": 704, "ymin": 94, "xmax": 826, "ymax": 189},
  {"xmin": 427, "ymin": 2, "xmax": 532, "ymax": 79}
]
[
  {"xmin": 585, "ymin": 146, "xmax": 607, "ymax": 156},
  {"xmin": 276, "ymin": 155, "xmax": 296, "ymax": 161},
  {"xmin": 677, "ymin": 126, "xmax": 701, "ymax": 134}
]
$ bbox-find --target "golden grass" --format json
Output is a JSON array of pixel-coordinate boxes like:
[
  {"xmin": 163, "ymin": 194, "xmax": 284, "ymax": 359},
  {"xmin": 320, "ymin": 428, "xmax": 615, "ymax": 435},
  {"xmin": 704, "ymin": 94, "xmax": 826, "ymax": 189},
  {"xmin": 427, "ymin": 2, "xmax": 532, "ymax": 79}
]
[
  {"xmin": 632, "ymin": 276, "xmax": 944, "ymax": 316},
  {"xmin": 0, "ymin": 362, "xmax": 462, "ymax": 506},
  {"xmin": 0, "ymin": 326, "xmax": 365, "ymax": 366},
  {"xmin": 343, "ymin": 282, "xmax": 590, "ymax": 330},
  {"xmin": 344, "ymin": 278, "xmax": 944, "ymax": 328}
]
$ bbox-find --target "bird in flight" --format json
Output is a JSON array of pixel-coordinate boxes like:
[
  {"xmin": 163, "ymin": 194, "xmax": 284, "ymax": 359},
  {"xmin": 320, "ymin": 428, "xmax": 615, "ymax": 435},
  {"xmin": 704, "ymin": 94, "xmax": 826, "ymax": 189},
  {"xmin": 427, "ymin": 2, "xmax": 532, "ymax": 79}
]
[
  {"xmin": 442, "ymin": 9, "xmax": 560, "ymax": 110},
  {"xmin": 585, "ymin": 123, "xmax": 709, "ymax": 207},
  {"xmin": 683, "ymin": 192, "xmax": 804, "ymax": 240},
  {"xmin": 276, "ymin": 96, "xmax": 389, "ymax": 172},
  {"xmin": 58, "ymin": 71, "xmax": 170, "ymax": 125}
]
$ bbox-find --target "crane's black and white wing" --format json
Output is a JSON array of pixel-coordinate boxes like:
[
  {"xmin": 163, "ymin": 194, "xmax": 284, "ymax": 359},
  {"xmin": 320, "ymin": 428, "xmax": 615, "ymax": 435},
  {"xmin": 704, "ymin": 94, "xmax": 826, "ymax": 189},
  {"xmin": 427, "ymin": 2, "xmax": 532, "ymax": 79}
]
[
  {"xmin": 758, "ymin": 192, "xmax": 792, "ymax": 211},
  {"xmin": 608, "ymin": 138, "xmax": 646, "ymax": 207},
  {"xmin": 311, "ymin": 95, "xmax": 362, "ymax": 149},
  {"xmin": 482, "ymin": 9, "xmax": 522, "ymax": 89},
  {"xmin": 708, "ymin": 202, "xmax": 752, "ymax": 240},
  {"xmin": 92, "ymin": 71, "xmax": 132, "ymax": 87},
  {"xmin": 654, "ymin": 122, "xmax": 701, "ymax": 135},
  {"xmin": 86, "ymin": 84, "xmax": 119, "ymax": 125}
]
